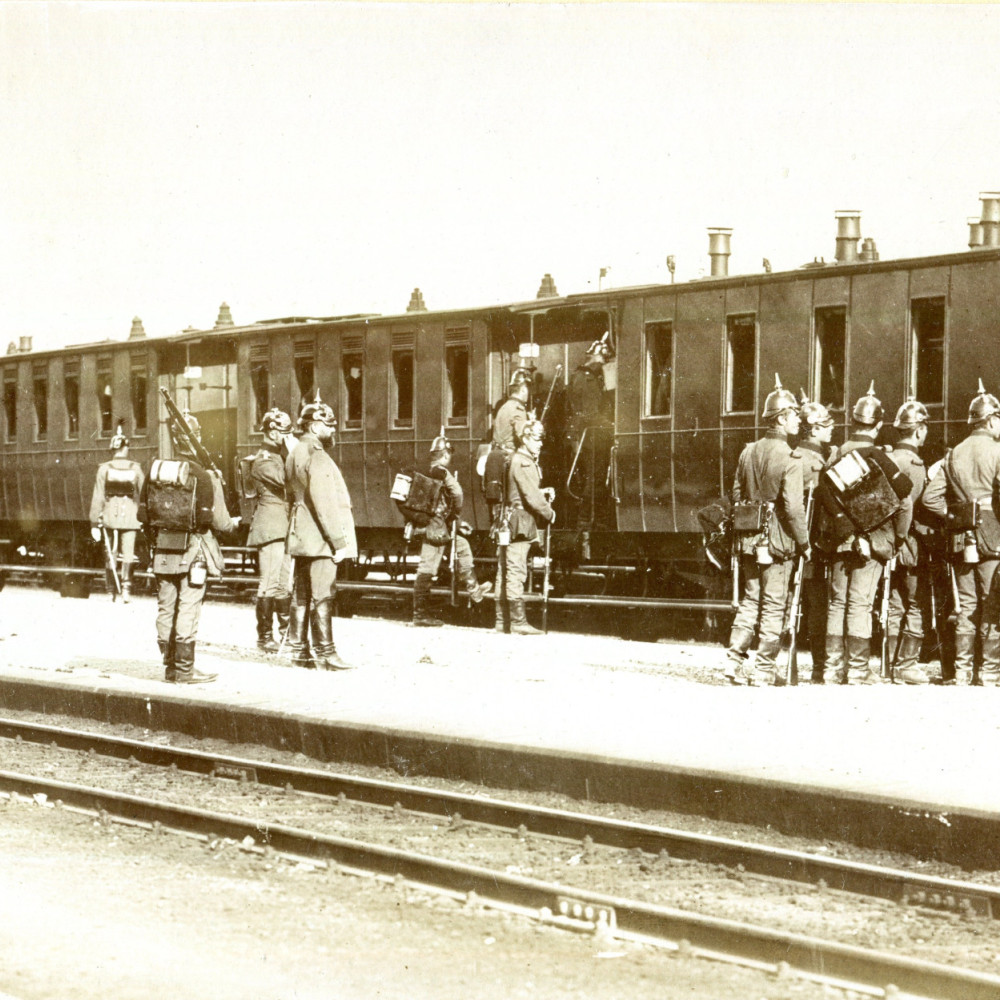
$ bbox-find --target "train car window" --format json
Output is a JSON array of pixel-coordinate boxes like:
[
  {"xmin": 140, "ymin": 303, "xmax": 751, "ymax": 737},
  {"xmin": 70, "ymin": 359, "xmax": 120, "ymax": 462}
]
[
  {"xmin": 445, "ymin": 342, "xmax": 469, "ymax": 425},
  {"xmin": 3, "ymin": 369, "xmax": 16, "ymax": 442},
  {"xmin": 392, "ymin": 348, "xmax": 414, "ymax": 428},
  {"xmin": 814, "ymin": 306, "xmax": 846, "ymax": 409},
  {"xmin": 911, "ymin": 297, "xmax": 945, "ymax": 405},
  {"xmin": 64, "ymin": 361, "xmax": 80, "ymax": 439},
  {"xmin": 130, "ymin": 354, "xmax": 147, "ymax": 435},
  {"xmin": 32, "ymin": 364, "xmax": 47, "ymax": 441},
  {"xmin": 249, "ymin": 344, "xmax": 270, "ymax": 428},
  {"xmin": 644, "ymin": 322, "xmax": 673, "ymax": 416},
  {"xmin": 294, "ymin": 338, "xmax": 314, "ymax": 403},
  {"xmin": 726, "ymin": 314, "xmax": 756, "ymax": 413},
  {"xmin": 96, "ymin": 357, "xmax": 113, "ymax": 436},
  {"xmin": 342, "ymin": 350, "xmax": 363, "ymax": 428}
]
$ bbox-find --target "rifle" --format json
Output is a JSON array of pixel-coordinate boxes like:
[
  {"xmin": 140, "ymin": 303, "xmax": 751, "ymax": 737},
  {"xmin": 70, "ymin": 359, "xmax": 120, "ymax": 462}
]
[
  {"xmin": 880, "ymin": 555, "xmax": 897, "ymax": 680},
  {"xmin": 542, "ymin": 523, "xmax": 552, "ymax": 634},
  {"xmin": 784, "ymin": 485, "xmax": 814, "ymax": 686},
  {"xmin": 100, "ymin": 527, "xmax": 122, "ymax": 598},
  {"xmin": 539, "ymin": 365, "xmax": 563, "ymax": 424},
  {"xmin": 730, "ymin": 516, "xmax": 740, "ymax": 610},
  {"xmin": 449, "ymin": 518, "xmax": 458, "ymax": 607},
  {"xmin": 948, "ymin": 561, "xmax": 962, "ymax": 624},
  {"xmin": 159, "ymin": 388, "xmax": 227, "ymax": 488}
]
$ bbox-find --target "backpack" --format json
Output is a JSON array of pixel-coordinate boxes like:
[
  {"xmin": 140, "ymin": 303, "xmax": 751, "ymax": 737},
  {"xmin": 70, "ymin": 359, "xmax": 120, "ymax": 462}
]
[
  {"xmin": 391, "ymin": 468, "xmax": 444, "ymax": 528},
  {"xmin": 147, "ymin": 459, "xmax": 199, "ymax": 532},
  {"xmin": 820, "ymin": 447, "xmax": 911, "ymax": 535},
  {"xmin": 482, "ymin": 449, "xmax": 509, "ymax": 504},
  {"xmin": 236, "ymin": 454, "xmax": 259, "ymax": 523},
  {"xmin": 104, "ymin": 465, "xmax": 139, "ymax": 498}
]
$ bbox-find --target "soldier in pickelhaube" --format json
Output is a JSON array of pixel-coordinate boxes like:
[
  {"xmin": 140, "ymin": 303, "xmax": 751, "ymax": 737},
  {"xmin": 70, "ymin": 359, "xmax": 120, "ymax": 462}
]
[
  {"xmin": 725, "ymin": 375, "xmax": 809, "ymax": 686},
  {"xmin": 284, "ymin": 393, "xmax": 357, "ymax": 671},
  {"xmin": 246, "ymin": 408, "xmax": 294, "ymax": 652},
  {"xmin": 796, "ymin": 392, "xmax": 837, "ymax": 683},
  {"xmin": 823, "ymin": 382, "xmax": 912, "ymax": 685},
  {"xmin": 89, "ymin": 424, "xmax": 144, "ymax": 602},
  {"xmin": 492, "ymin": 368, "xmax": 531, "ymax": 453},
  {"xmin": 412, "ymin": 430, "xmax": 491, "ymax": 627},
  {"xmin": 885, "ymin": 398, "xmax": 932, "ymax": 684},
  {"xmin": 923, "ymin": 379, "xmax": 1000, "ymax": 685}
]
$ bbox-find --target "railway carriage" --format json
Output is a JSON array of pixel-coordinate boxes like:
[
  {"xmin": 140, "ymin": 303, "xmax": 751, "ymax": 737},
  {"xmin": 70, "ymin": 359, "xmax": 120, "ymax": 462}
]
[{"xmin": 3, "ymin": 207, "xmax": 1000, "ymax": 607}]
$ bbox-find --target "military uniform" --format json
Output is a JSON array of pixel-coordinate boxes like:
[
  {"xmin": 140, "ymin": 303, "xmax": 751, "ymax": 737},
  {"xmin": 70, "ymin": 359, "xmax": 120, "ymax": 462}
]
[
  {"xmin": 89, "ymin": 454, "xmax": 144, "ymax": 600},
  {"xmin": 727, "ymin": 430, "xmax": 809, "ymax": 685},
  {"xmin": 496, "ymin": 427, "xmax": 555, "ymax": 635},
  {"xmin": 285, "ymin": 427, "xmax": 357, "ymax": 669},
  {"xmin": 567, "ymin": 361, "xmax": 608, "ymax": 531},
  {"xmin": 493, "ymin": 396, "xmax": 529, "ymax": 453},
  {"xmin": 922, "ymin": 424, "xmax": 1000, "ymax": 685}
]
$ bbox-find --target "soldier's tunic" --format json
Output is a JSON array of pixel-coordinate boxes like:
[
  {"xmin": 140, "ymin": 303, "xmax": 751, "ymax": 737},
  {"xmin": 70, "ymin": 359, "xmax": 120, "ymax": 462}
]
[
  {"xmin": 492, "ymin": 397, "xmax": 529, "ymax": 453},
  {"xmin": 496, "ymin": 447, "xmax": 555, "ymax": 631},
  {"xmin": 728, "ymin": 430, "xmax": 808, "ymax": 684},
  {"xmin": 922, "ymin": 428, "xmax": 1000, "ymax": 682},
  {"xmin": 246, "ymin": 442, "xmax": 291, "ymax": 600},
  {"xmin": 285, "ymin": 432, "xmax": 357, "ymax": 609},
  {"xmin": 416, "ymin": 459, "xmax": 477, "ymax": 588},
  {"xmin": 89, "ymin": 457, "xmax": 144, "ymax": 565}
]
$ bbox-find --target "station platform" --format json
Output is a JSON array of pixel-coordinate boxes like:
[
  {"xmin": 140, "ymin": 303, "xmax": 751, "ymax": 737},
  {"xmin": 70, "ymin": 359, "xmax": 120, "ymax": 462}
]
[{"xmin": 0, "ymin": 584, "xmax": 998, "ymax": 869}]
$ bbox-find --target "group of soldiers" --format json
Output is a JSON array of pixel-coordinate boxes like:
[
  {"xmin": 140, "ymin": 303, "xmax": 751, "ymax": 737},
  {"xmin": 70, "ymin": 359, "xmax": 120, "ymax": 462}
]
[{"xmin": 725, "ymin": 375, "xmax": 1000, "ymax": 687}]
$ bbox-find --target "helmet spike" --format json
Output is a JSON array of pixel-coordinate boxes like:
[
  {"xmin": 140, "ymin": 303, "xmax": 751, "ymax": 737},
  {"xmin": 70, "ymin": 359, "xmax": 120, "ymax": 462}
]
[
  {"xmin": 774, "ymin": 373, "xmax": 783, "ymax": 390},
  {"xmin": 798, "ymin": 387, "xmax": 809, "ymax": 406},
  {"xmin": 979, "ymin": 377, "xmax": 987, "ymax": 395},
  {"xmin": 867, "ymin": 380, "xmax": 876, "ymax": 396}
]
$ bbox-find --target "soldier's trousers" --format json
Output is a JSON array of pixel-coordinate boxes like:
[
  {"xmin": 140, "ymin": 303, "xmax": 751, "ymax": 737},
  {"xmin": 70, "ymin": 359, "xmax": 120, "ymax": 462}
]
[
  {"xmin": 418, "ymin": 535, "xmax": 475, "ymax": 584},
  {"xmin": 827, "ymin": 553, "xmax": 883, "ymax": 640},
  {"xmin": 292, "ymin": 557, "xmax": 337, "ymax": 613},
  {"xmin": 731, "ymin": 554, "xmax": 794, "ymax": 674},
  {"xmin": 156, "ymin": 573, "xmax": 207, "ymax": 645},
  {"xmin": 888, "ymin": 566, "xmax": 925, "ymax": 639},
  {"xmin": 954, "ymin": 560, "xmax": 1000, "ymax": 681},
  {"xmin": 495, "ymin": 540, "xmax": 531, "ymax": 629},
  {"xmin": 256, "ymin": 540, "xmax": 291, "ymax": 599}
]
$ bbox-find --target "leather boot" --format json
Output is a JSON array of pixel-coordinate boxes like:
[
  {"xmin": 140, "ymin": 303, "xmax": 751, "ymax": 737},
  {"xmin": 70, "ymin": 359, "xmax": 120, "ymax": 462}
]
[
  {"xmin": 495, "ymin": 585, "xmax": 509, "ymax": 633},
  {"xmin": 286, "ymin": 598, "xmax": 314, "ymax": 668},
  {"xmin": 275, "ymin": 596, "xmax": 291, "ymax": 637},
  {"xmin": 894, "ymin": 633, "xmax": 929, "ymax": 685},
  {"xmin": 158, "ymin": 639, "xmax": 176, "ymax": 682},
  {"xmin": 725, "ymin": 626, "xmax": 754, "ymax": 685},
  {"xmin": 824, "ymin": 634, "xmax": 847, "ymax": 684},
  {"xmin": 170, "ymin": 641, "xmax": 217, "ymax": 685},
  {"xmin": 121, "ymin": 562, "xmax": 133, "ymax": 603},
  {"xmin": 751, "ymin": 638, "xmax": 781, "ymax": 687},
  {"xmin": 310, "ymin": 598, "xmax": 352, "ymax": 671},
  {"xmin": 952, "ymin": 633, "xmax": 974, "ymax": 685},
  {"xmin": 510, "ymin": 599, "xmax": 543, "ymax": 635},
  {"xmin": 467, "ymin": 579, "xmax": 492, "ymax": 605},
  {"xmin": 846, "ymin": 635, "xmax": 881, "ymax": 684},
  {"xmin": 106, "ymin": 567, "xmax": 118, "ymax": 601},
  {"xmin": 413, "ymin": 573, "xmax": 444, "ymax": 627},
  {"xmin": 256, "ymin": 597, "xmax": 279, "ymax": 652},
  {"xmin": 980, "ymin": 632, "xmax": 1000, "ymax": 686}
]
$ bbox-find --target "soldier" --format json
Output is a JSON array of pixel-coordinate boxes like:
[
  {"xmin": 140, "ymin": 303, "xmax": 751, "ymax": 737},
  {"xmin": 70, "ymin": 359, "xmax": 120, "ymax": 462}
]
[
  {"xmin": 285, "ymin": 396, "xmax": 357, "ymax": 671},
  {"xmin": 138, "ymin": 410, "xmax": 238, "ymax": 685},
  {"xmin": 89, "ymin": 425, "xmax": 144, "ymax": 602},
  {"xmin": 885, "ymin": 399, "xmax": 932, "ymax": 684},
  {"xmin": 412, "ymin": 432, "xmax": 492, "ymax": 627},
  {"xmin": 796, "ymin": 395, "xmax": 837, "ymax": 683},
  {"xmin": 482, "ymin": 368, "xmax": 532, "ymax": 527},
  {"xmin": 495, "ymin": 419, "xmax": 555, "ymax": 635},
  {"xmin": 823, "ymin": 383, "xmax": 912, "ymax": 685},
  {"xmin": 566, "ymin": 341, "xmax": 612, "ymax": 533},
  {"xmin": 922, "ymin": 380, "xmax": 1000, "ymax": 685},
  {"xmin": 246, "ymin": 408, "xmax": 294, "ymax": 652},
  {"xmin": 725, "ymin": 375, "xmax": 809, "ymax": 686}
]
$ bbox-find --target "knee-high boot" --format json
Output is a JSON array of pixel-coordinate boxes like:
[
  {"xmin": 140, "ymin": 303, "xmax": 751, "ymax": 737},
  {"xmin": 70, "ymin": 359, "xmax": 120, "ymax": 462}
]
[
  {"xmin": 894, "ymin": 633, "xmax": 929, "ymax": 685},
  {"xmin": 846, "ymin": 635, "xmax": 881, "ymax": 684},
  {"xmin": 286, "ymin": 597, "xmax": 313, "ymax": 668},
  {"xmin": 256, "ymin": 597, "xmax": 279, "ymax": 653},
  {"xmin": 952, "ymin": 633, "xmax": 975, "ymax": 685},
  {"xmin": 274, "ymin": 596, "xmax": 291, "ymax": 637},
  {"xmin": 413, "ymin": 573, "xmax": 443, "ymax": 627},
  {"xmin": 725, "ymin": 626, "xmax": 754, "ymax": 685},
  {"xmin": 825, "ymin": 634, "xmax": 847, "ymax": 685},
  {"xmin": 121, "ymin": 562, "xmax": 133, "ymax": 603},
  {"xmin": 170, "ymin": 641, "xmax": 217, "ymax": 685},
  {"xmin": 510, "ymin": 599, "xmax": 542, "ymax": 635},
  {"xmin": 310, "ymin": 598, "xmax": 351, "ymax": 671},
  {"xmin": 158, "ymin": 639, "xmax": 176, "ymax": 682}
]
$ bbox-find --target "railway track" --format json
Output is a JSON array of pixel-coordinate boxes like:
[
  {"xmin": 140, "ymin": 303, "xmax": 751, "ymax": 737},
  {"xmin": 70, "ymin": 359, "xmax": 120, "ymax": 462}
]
[{"xmin": 3, "ymin": 714, "xmax": 1000, "ymax": 1000}]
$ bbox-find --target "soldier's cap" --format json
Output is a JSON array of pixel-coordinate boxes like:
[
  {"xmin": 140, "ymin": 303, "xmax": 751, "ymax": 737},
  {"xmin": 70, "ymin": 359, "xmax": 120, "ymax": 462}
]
[
  {"xmin": 260, "ymin": 408, "xmax": 293, "ymax": 434},
  {"xmin": 800, "ymin": 400, "xmax": 835, "ymax": 428},
  {"xmin": 761, "ymin": 373, "xmax": 799, "ymax": 420},
  {"xmin": 299, "ymin": 401, "xmax": 337, "ymax": 430},
  {"xmin": 968, "ymin": 377, "xmax": 1000, "ymax": 424},
  {"xmin": 509, "ymin": 368, "xmax": 533, "ymax": 390},
  {"xmin": 851, "ymin": 381, "xmax": 884, "ymax": 426},
  {"xmin": 893, "ymin": 397, "xmax": 929, "ymax": 430},
  {"xmin": 521, "ymin": 419, "xmax": 545, "ymax": 442},
  {"xmin": 109, "ymin": 424, "xmax": 129, "ymax": 450},
  {"xmin": 430, "ymin": 426, "xmax": 452, "ymax": 454}
]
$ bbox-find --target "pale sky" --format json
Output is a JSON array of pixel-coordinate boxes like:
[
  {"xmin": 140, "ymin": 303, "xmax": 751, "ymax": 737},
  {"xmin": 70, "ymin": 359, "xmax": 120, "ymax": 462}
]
[{"xmin": 2, "ymin": 1, "xmax": 1000, "ymax": 350}]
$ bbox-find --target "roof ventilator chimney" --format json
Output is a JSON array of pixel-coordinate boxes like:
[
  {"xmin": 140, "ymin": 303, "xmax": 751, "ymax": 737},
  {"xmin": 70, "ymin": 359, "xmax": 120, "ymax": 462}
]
[
  {"xmin": 536, "ymin": 273, "xmax": 559, "ymax": 298},
  {"xmin": 214, "ymin": 302, "xmax": 234, "ymax": 329},
  {"xmin": 859, "ymin": 238, "xmax": 879, "ymax": 262},
  {"xmin": 979, "ymin": 193, "xmax": 1000, "ymax": 248},
  {"xmin": 406, "ymin": 288, "xmax": 427, "ymax": 312},
  {"xmin": 834, "ymin": 211, "xmax": 861, "ymax": 263},
  {"xmin": 707, "ymin": 228, "xmax": 732, "ymax": 277},
  {"xmin": 969, "ymin": 216, "xmax": 985, "ymax": 249},
  {"xmin": 129, "ymin": 316, "xmax": 146, "ymax": 339},
  {"xmin": 6, "ymin": 342, "xmax": 17, "ymax": 355},
  {"xmin": 18, "ymin": 336, "xmax": 32, "ymax": 353}
]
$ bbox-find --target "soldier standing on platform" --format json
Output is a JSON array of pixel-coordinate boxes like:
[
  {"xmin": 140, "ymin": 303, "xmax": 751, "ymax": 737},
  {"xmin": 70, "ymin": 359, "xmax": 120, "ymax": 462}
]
[
  {"xmin": 493, "ymin": 369, "xmax": 531, "ymax": 453},
  {"xmin": 412, "ymin": 431, "xmax": 491, "ymax": 627},
  {"xmin": 796, "ymin": 395, "xmax": 837, "ymax": 683},
  {"xmin": 285, "ymin": 396, "xmax": 357, "ymax": 671},
  {"xmin": 245, "ymin": 408, "xmax": 294, "ymax": 652},
  {"xmin": 725, "ymin": 376, "xmax": 809, "ymax": 686},
  {"xmin": 823, "ymin": 383, "xmax": 912, "ymax": 685},
  {"xmin": 138, "ymin": 409, "xmax": 238, "ymax": 685},
  {"xmin": 90, "ymin": 425, "xmax": 144, "ymax": 602},
  {"xmin": 495, "ymin": 419, "xmax": 555, "ymax": 635},
  {"xmin": 923, "ymin": 380, "xmax": 1000, "ymax": 685},
  {"xmin": 886, "ymin": 399, "xmax": 932, "ymax": 684}
]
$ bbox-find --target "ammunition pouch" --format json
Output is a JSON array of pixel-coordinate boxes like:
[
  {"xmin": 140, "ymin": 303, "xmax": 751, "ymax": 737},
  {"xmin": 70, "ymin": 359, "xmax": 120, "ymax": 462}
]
[
  {"xmin": 422, "ymin": 518, "xmax": 451, "ymax": 547},
  {"xmin": 732, "ymin": 500, "xmax": 772, "ymax": 534},
  {"xmin": 947, "ymin": 500, "xmax": 980, "ymax": 533}
]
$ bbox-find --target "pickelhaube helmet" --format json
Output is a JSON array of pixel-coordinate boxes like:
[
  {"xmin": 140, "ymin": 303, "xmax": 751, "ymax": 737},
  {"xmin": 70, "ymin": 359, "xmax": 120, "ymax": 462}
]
[
  {"xmin": 761, "ymin": 374, "xmax": 798, "ymax": 420},
  {"xmin": 798, "ymin": 390, "xmax": 834, "ymax": 429},
  {"xmin": 509, "ymin": 367, "xmax": 532, "ymax": 390},
  {"xmin": 852, "ymin": 381, "xmax": 884, "ymax": 425},
  {"xmin": 520, "ymin": 419, "xmax": 545, "ymax": 443},
  {"xmin": 430, "ymin": 425, "xmax": 453, "ymax": 454},
  {"xmin": 109, "ymin": 423, "xmax": 129, "ymax": 451},
  {"xmin": 968, "ymin": 378, "xmax": 1000, "ymax": 424},
  {"xmin": 298, "ymin": 390, "xmax": 337, "ymax": 431},
  {"xmin": 260, "ymin": 407, "xmax": 292, "ymax": 435},
  {"xmin": 893, "ymin": 396, "xmax": 929, "ymax": 430}
]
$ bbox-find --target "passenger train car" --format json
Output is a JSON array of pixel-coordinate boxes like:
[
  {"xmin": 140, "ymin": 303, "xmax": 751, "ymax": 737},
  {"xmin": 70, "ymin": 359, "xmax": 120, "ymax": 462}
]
[{"xmin": 2, "ymin": 204, "xmax": 1000, "ymax": 602}]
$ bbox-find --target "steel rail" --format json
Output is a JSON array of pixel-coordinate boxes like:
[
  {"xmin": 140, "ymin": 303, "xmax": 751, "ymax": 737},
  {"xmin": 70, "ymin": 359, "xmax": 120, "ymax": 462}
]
[
  {"xmin": 0, "ymin": 767, "xmax": 996, "ymax": 1000},
  {"xmin": 3, "ymin": 717, "xmax": 996, "ymax": 922}
]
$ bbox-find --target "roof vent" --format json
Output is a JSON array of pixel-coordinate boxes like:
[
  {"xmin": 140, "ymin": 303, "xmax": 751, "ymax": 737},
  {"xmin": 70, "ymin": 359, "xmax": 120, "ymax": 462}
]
[
  {"xmin": 129, "ymin": 316, "xmax": 146, "ymax": 339},
  {"xmin": 859, "ymin": 238, "xmax": 879, "ymax": 262},
  {"xmin": 979, "ymin": 193, "xmax": 1000, "ymax": 247},
  {"xmin": 536, "ymin": 273, "xmax": 559, "ymax": 298},
  {"xmin": 969, "ymin": 216, "xmax": 985, "ymax": 249},
  {"xmin": 707, "ymin": 228, "xmax": 732, "ymax": 277},
  {"xmin": 6, "ymin": 342, "xmax": 16, "ymax": 355},
  {"xmin": 834, "ymin": 211, "xmax": 861, "ymax": 263},
  {"xmin": 406, "ymin": 288, "xmax": 427, "ymax": 313},
  {"xmin": 18, "ymin": 336, "xmax": 32, "ymax": 353},
  {"xmin": 214, "ymin": 302, "xmax": 234, "ymax": 329}
]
